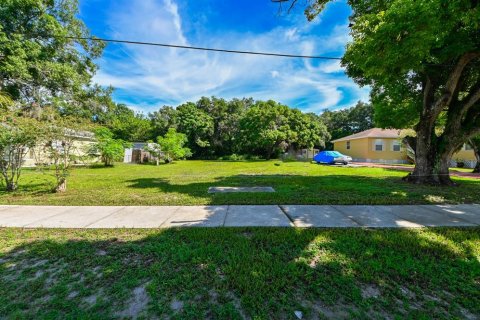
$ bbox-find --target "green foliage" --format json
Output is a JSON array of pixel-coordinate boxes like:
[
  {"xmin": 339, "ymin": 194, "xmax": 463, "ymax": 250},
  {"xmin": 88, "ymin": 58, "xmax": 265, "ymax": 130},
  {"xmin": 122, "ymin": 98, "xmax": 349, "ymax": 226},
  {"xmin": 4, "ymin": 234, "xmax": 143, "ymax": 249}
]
[
  {"xmin": 0, "ymin": 0, "xmax": 104, "ymax": 107},
  {"xmin": 239, "ymin": 100, "xmax": 329, "ymax": 159},
  {"xmin": 320, "ymin": 101, "xmax": 374, "ymax": 148},
  {"xmin": 1, "ymin": 228, "xmax": 479, "ymax": 318},
  {"xmin": 149, "ymin": 106, "xmax": 178, "ymax": 138},
  {"xmin": 195, "ymin": 97, "xmax": 253, "ymax": 156},
  {"xmin": 0, "ymin": 161, "xmax": 479, "ymax": 205},
  {"xmin": 157, "ymin": 128, "xmax": 192, "ymax": 163},
  {"xmin": 176, "ymin": 102, "xmax": 214, "ymax": 155},
  {"xmin": 143, "ymin": 142, "xmax": 162, "ymax": 165},
  {"xmin": 105, "ymin": 104, "xmax": 152, "ymax": 142},
  {"xmin": 303, "ymin": 0, "xmax": 480, "ymax": 183},
  {"xmin": 221, "ymin": 154, "xmax": 245, "ymax": 161},
  {"xmin": 91, "ymin": 127, "xmax": 129, "ymax": 167},
  {"xmin": 0, "ymin": 92, "xmax": 13, "ymax": 111},
  {"xmin": 0, "ymin": 115, "xmax": 38, "ymax": 191},
  {"xmin": 36, "ymin": 116, "xmax": 92, "ymax": 192}
]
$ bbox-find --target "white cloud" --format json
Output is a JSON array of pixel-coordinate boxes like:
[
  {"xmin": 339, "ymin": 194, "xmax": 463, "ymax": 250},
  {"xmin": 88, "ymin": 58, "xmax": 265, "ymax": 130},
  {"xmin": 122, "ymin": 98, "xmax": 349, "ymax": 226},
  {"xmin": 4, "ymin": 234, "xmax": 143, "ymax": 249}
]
[{"xmin": 94, "ymin": 0, "xmax": 369, "ymax": 113}]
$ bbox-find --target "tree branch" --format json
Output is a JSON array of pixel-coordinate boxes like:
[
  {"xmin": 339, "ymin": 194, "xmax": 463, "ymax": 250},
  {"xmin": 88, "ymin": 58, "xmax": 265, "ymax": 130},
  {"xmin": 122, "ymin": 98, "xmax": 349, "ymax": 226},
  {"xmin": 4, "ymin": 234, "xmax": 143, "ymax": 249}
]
[
  {"xmin": 422, "ymin": 75, "xmax": 434, "ymax": 110},
  {"xmin": 442, "ymin": 52, "xmax": 480, "ymax": 108},
  {"xmin": 460, "ymin": 81, "xmax": 480, "ymax": 117},
  {"xmin": 271, "ymin": 0, "xmax": 298, "ymax": 13}
]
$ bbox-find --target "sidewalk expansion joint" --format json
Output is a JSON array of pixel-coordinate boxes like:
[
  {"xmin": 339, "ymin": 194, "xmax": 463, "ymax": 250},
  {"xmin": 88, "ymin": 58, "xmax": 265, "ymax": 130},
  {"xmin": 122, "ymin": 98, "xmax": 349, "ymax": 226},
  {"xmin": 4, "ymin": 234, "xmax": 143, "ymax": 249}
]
[
  {"xmin": 330, "ymin": 206, "xmax": 362, "ymax": 227},
  {"xmin": 278, "ymin": 205, "xmax": 295, "ymax": 226},
  {"xmin": 84, "ymin": 207, "xmax": 125, "ymax": 228}
]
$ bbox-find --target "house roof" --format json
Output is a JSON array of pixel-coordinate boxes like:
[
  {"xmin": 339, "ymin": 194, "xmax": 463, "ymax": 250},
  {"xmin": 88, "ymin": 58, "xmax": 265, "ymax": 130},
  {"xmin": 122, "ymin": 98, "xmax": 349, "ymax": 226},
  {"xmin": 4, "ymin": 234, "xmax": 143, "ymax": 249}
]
[{"xmin": 331, "ymin": 128, "xmax": 402, "ymax": 143}]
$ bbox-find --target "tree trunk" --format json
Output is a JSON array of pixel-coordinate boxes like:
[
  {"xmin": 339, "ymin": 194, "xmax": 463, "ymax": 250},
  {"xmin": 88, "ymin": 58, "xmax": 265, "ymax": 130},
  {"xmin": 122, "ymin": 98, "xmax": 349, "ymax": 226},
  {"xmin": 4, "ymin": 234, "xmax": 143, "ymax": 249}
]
[
  {"xmin": 472, "ymin": 141, "xmax": 480, "ymax": 173},
  {"xmin": 6, "ymin": 181, "xmax": 17, "ymax": 192},
  {"xmin": 55, "ymin": 179, "xmax": 67, "ymax": 193},
  {"xmin": 403, "ymin": 122, "xmax": 439, "ymax": 184},
  {"xmin": 437, "ymin": 150, "xmax": 455, "ymax": 185},
  {"xmin": 473, "ymin": 159, "xmax": 480, "ymax": 173}
]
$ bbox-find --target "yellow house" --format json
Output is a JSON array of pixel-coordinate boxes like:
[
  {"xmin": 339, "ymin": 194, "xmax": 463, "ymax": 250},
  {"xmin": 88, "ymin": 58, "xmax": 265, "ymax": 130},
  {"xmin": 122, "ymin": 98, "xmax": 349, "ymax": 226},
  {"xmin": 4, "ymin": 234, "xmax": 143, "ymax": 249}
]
[
  {"xmin": 332, "ymin": 128, "xmax": 477, "ymax": 167},
  {"xmin": 23, "ymin": 130, "xmax": 99, "ymax": 167}
]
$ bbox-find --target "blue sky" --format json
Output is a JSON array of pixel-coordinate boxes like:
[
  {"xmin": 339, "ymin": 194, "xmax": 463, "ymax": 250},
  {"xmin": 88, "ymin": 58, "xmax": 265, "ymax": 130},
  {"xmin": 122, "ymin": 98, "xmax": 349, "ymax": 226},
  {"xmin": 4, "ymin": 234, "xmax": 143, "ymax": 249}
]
[{"xmin": 79, "ymin": 0, "xmax": 370, "ymax": 114}]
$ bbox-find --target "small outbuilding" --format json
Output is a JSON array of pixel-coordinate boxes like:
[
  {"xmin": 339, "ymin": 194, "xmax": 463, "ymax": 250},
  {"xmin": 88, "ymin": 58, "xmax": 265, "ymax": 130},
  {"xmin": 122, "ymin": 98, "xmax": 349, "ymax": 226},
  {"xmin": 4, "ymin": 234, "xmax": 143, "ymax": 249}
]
[{"xmin": 124, "ymin": 142, "xmax": 160, "ymax": 164}]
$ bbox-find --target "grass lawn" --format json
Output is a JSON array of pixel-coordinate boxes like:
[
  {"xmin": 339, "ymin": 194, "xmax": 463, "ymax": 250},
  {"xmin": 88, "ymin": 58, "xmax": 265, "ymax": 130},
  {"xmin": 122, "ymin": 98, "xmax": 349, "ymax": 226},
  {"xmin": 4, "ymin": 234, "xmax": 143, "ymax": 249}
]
[
  {"xmin": 0, "ymin": 160, "xmax": 479, "ymax": 205},
  {"xmin": 0, "ymin": 227, "xmax": 478, "ymax": 319}
]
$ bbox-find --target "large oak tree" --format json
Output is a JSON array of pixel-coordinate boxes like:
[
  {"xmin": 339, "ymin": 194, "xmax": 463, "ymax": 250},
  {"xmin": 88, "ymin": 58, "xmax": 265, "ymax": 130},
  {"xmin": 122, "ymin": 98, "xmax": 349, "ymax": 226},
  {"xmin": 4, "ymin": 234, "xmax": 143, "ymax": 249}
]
[
  {"xmin": 0, "ymin": 0, "xmax": 104, "ymax": 112},
  {"xmin": 292, "ymin": 0, "xmax": 480, "ymax": 184}
]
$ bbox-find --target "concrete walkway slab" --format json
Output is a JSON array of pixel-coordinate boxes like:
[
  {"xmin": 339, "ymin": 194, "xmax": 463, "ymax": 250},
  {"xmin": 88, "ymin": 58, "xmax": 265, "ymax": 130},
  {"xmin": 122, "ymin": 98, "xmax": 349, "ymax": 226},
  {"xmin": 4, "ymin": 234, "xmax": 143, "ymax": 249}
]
[
  {"xmin": 0, "ymin": 205, "xmax": 19, "ymax": 212},
  {"xmin": 426, "ymin": 204, "xmax": 480, "ymax": 225},
  {"xmin": 224, "ymin": 205, "xmax": 292, "ymax": 227},
  {"xmin": 87, "ymin": 206, "xmax": 178, "ymax": 228},
  {"xmin": 333, "ymin": 205, "xmax": 423, "ymax": 228},
  {"xmin": 382, "ymin": 205, "xmax": 476, "ymax": 227},
  {"xmin": 282, "ymin": 205, "xmax": 358, "ymax": 227},
  {"xmin": 162, "ymin": 206, "xmax": 227, "ymax": 227},
  {"xmin": 208, "ymin": 187, "xmax": 275, "ymax": 193},
  {"xmin": 27, "ymin": 206, "xmax": 124, "ymax": 228},
  {"xmin": 0, "ymin": 206, "xmax": 76, "ymax": 227},
  {"xmin": 0, "ymin": 204, "xmax": 478, "ymax": 228}
]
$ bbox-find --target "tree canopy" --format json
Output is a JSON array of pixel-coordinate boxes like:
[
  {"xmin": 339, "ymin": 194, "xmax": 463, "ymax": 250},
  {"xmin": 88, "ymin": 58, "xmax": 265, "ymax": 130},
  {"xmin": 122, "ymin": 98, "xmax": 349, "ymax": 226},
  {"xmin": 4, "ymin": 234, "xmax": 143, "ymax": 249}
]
[
  {"xmin": 91, "ymin": 127, "xmax": 129, "ymax": 167},
  {"xmin": 157, "ymin": 128, "xmax": 191, "ymax": 163},
  {"xmin": 0, "ymin": 0, "xmax": 104, "ymax": 111},
  {"xmin": 299, "ymin": 0, "xmax": 480, "ymax": 184},
  {"xmin": 239, "ymin": 100, "xmax": 329, "ymax": 159},
  {"xmin": 320, "ymin": 101, "xmax": 374, "ymax": 148}
]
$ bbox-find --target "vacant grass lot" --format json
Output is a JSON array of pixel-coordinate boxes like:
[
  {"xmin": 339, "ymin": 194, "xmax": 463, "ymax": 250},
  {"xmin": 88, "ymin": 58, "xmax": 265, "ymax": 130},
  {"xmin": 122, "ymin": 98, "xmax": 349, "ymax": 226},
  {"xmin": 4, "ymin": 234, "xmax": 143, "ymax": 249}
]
[
  {"xmin": 0, "ymin": 228, "xmax": 478, "ymax": 319},
  {"xmin": 0, "ymin": 161, "xmax": 479, "ymax": 205}
]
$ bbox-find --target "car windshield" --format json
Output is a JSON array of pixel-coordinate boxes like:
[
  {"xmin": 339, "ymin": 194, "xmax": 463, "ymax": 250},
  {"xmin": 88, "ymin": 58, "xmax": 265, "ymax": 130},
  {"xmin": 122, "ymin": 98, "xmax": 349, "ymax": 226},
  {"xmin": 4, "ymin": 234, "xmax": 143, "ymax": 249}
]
[{"xmin": 328, "ymin": 151, "xmax": 344, "ymax": 157}]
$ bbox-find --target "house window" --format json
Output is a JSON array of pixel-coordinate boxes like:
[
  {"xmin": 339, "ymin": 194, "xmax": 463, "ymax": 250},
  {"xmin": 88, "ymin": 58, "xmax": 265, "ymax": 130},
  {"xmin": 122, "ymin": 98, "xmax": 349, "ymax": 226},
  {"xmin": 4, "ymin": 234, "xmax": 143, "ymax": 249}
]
[
  {"xmin": 392, "ymin": 141, "xmax": 401, "ymax": 152},
  {"xmin": 374, "ymin": 139, "xmax": 384, "ymax": 151},
  {"xmin": 465, "ymin": 143, "xmax": 473, "ymax": 151},
  {"xmin": 346, "ymin": 141, "xmax": 351, "ymax": 150}
]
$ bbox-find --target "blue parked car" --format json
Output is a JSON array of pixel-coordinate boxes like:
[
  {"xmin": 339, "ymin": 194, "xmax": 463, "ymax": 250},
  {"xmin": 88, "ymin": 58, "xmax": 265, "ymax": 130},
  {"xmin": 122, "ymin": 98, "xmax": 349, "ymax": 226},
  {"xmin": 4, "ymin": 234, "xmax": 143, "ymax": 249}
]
[{"xmin": 314, "ymin": 151, "xmax": 353, "ymax": 165}]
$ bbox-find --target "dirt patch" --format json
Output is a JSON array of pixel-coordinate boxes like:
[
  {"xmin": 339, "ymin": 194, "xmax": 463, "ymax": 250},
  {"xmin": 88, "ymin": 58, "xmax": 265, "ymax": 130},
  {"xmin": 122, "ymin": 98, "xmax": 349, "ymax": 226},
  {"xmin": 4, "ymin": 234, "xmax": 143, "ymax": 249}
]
[
  {"xmin": 399, "ymin": 286, "xmax": 415, "ymax": 299},
  {"xmin": 170, "ymin": 298, "xmax": 184, "ymax": 312},
  {"xmin": 33, "ymin": 270, "xmax": 44, "ymax": 279},
  {"xmin": 91, "ymin": 266, "xmax": 103, "ymax": 278},
  {"xmin": 309, "ymin": 299, "xmax": 353, "ymax": 319},
  {"xmin": 117, "ymin": 284, "xmax": 150, "ymax": 319},
  {"xmin": 96, "ymin": 249, "xmax": 107, "ymax": 256},
  {"xmin": 459, "ymin": 307, "xmax": 478, "ymax": 320},
  {"xmin": 227, "ymin": 291, "xmax": 249, "ymax": 320},
  {"xmin": 308, "ymin": 255, "xmax": 320, "ymax": 269},
  {"xmin": 12, "ymin": 249, "xmax": 26, "ymax": 257},
  {"xmin": 31, "ymin": 259, "xmax": 49, "ymax": 268},
  {"xmin": 83, "ymin": 290, "xmax": 102, "ymax": 306},
  {"xmin": 361, "ymin": 284, "xmax": 381, "ymax": 299}
]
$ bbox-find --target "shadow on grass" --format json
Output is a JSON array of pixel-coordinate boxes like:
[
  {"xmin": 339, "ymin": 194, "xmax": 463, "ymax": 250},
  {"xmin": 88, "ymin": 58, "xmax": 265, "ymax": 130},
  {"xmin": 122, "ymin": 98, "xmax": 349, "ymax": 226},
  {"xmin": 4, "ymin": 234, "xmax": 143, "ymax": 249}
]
[
  {"xmin": 126, "ymin": 174, "xmax": 480, "ymax": 205},
  {"xmin": 0, "ymin": 228, "xmax": 478, "ymax": 319}
]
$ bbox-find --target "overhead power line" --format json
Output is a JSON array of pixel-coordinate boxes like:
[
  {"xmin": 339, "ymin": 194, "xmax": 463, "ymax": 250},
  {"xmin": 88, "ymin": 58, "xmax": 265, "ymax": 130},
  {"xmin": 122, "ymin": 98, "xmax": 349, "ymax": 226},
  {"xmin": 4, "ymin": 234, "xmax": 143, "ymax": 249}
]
[{"xmin": 61, "ymin": 36, "xmax": 342, "ymax": 60}]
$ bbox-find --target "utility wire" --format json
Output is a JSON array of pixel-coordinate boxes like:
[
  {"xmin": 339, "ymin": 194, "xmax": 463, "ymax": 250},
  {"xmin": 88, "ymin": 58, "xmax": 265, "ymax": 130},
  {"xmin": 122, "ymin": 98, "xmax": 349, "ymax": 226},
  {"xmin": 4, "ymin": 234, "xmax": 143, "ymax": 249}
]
[{"xmin": 61, "ymin": 36, "xmax": 342, "ymax": 60}]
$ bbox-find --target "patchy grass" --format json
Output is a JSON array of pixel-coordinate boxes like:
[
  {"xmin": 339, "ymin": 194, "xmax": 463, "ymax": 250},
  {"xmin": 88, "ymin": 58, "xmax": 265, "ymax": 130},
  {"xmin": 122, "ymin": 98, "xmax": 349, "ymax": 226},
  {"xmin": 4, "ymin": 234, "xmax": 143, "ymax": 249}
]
[
  {"xmin": 0, "ymin": 161, "xmax": 479, "ymax": 205},
  {"xmin": 0, "ymin": 228, "xmax": 479, "ymax": 319}
]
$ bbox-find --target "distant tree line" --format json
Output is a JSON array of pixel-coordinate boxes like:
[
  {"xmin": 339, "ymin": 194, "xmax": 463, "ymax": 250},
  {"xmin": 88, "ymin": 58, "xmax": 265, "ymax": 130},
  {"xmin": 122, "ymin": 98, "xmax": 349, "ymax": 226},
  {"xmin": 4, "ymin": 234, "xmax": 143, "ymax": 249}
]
[
  {"xmin": 60, "ymin": 91, "xmax": 375, "ymax": 159},
  {"xmin": 319, "ymin": 101, "xmax": 374, "ymax": 149},
  {"xmin": 103, "ymin": 97, "xmax": 332, "ymax": 160}
]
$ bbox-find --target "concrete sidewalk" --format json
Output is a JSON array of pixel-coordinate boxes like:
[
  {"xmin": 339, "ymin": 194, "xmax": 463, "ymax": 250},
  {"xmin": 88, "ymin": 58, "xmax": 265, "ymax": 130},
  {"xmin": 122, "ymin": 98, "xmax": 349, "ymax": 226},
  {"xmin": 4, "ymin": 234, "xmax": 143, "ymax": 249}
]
[{"xmin": 0, "ymin": 204, "xmax": 479, "ymax": 228}]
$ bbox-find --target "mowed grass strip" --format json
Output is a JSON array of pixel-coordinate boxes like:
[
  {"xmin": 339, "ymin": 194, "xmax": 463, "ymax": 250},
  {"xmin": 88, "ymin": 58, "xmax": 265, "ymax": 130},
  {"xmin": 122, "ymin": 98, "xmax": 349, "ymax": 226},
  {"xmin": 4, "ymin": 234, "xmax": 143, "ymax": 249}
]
[
  {"xmin": 0, "ymin": 228, "xmax": 478, "ymax": 319},
  {"xmin": 0, "ymin": 161, "xmax": 479, "ymax": 205}
]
